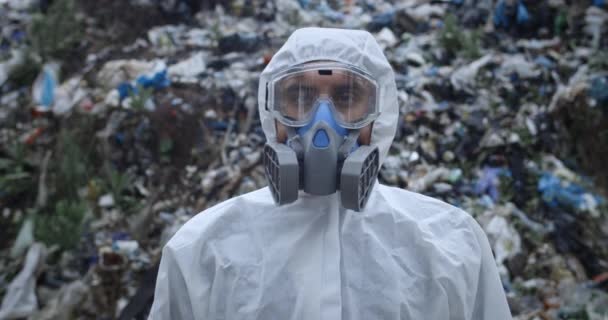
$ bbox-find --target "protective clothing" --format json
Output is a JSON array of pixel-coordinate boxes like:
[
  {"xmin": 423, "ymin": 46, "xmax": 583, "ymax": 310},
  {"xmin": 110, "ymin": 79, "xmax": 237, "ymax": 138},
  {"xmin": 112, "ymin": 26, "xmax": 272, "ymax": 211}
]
[{"xmin": 149, "ymin": 27, "xmax": 512, "ymax": 320}]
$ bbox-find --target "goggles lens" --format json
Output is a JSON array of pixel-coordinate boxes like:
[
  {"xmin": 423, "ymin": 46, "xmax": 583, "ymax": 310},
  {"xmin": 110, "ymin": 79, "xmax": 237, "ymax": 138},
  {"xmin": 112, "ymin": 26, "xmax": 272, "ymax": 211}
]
[{"xmin": 270, "ymin": 63, "xmax": 379, "ymax": 129}]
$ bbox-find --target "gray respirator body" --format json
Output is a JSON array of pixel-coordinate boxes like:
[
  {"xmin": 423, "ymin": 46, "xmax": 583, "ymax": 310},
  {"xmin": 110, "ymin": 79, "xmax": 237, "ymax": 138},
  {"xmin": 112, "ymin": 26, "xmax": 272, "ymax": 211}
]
[{"xmin": 263, "ymin": 101, "xmax": 379, "ymax": 211}]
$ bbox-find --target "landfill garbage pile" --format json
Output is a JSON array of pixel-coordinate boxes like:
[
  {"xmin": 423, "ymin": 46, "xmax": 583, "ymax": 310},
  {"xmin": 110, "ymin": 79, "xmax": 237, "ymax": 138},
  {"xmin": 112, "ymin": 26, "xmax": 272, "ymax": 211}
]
[{"xmin": 1, "ymin": 0, "xmax": 607, "ymax": 319}]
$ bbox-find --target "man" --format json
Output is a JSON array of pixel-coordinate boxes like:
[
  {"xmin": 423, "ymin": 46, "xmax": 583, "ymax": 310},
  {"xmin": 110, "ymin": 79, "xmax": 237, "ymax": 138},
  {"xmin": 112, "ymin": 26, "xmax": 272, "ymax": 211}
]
[{"xmin": 149, "ymin": 27, "xmax": 512, "ymax": 319}]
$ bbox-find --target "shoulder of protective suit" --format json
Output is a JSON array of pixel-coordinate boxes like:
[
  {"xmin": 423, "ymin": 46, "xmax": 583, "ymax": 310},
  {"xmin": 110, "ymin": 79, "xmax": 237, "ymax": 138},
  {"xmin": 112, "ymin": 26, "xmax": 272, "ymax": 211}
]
[
  {"xmin": 163, "ymin": 187, "xmax": 276, "ymax": 251},
  {"xmin": 374, "ymin": 183, "xmax": 475, "ymax": 220},
  {"xmin": 372, "ymin": 183, "xmax": 483, "ymax": 254}
]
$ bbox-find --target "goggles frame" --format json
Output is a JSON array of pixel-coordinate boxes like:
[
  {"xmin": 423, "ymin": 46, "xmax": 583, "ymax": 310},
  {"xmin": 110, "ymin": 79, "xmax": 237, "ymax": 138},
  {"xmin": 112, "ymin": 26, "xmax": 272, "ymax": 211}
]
[{"xmin": 267, "ymin": 61, "xmax": 380, "ymax": 130}]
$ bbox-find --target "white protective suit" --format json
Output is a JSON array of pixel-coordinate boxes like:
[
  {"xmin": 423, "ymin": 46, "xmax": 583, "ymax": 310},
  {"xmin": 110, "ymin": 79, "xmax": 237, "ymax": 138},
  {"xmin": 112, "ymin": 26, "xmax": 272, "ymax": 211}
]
[{"xmin": 149, "ymin": 28, "xmax": 512, "ymax": 320}]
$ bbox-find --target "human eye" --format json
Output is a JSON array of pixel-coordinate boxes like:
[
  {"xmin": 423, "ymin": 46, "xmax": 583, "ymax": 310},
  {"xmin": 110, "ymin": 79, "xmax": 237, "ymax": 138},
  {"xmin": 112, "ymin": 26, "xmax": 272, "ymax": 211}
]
[
  {"xmin": 284, "ymin": 85, "xmax": 300, "ymax": 99},
  {"xmin": 298, "ymin": 86, "xmax": 317, "ymax": 104},
  {"xmin": 333, "ymin": 86, "xmax": 359, "ymax": 105}
]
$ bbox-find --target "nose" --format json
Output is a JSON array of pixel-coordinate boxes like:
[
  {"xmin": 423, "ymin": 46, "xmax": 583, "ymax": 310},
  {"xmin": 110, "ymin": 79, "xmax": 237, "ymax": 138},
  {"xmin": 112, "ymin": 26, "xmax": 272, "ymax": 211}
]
[{"xmin": 297, "ymin": 100, "xmax": 348, "ymax": 139}]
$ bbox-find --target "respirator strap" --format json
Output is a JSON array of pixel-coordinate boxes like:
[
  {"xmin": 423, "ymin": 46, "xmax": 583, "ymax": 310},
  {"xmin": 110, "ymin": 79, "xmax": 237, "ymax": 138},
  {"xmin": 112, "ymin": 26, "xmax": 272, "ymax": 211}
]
[
  {"xmin": 338, "ymin": 130, "xmax": 360, "ymax": 160},
  {"xmin": 286, "ymin": 126, "xmax": 304, "ymax": 157}
]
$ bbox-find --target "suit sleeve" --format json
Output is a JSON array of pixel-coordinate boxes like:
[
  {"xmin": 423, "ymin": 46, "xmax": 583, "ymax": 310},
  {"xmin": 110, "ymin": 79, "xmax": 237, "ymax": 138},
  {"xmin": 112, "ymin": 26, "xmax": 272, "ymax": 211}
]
[
  {"xmin": 148, "ymin": 244, "xmax": 195, "ymax": 320},
  {"xmin": 468, "ymin": 217, "xmax": 513, "ymax": 320}
]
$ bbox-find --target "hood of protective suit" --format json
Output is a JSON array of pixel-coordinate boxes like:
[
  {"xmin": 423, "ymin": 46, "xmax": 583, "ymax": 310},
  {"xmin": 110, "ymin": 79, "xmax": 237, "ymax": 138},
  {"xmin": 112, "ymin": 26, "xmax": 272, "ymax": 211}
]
[{"xmin": 258, "ymin": 27, "xmax": 399, "ymax": 166}]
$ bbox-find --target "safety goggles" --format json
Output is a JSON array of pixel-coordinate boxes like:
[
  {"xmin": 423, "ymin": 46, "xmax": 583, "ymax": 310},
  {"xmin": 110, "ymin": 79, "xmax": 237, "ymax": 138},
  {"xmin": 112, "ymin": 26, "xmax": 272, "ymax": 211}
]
[{"xmin": 267, "ymin": 62, "xmax": 379, "ymax": 129}]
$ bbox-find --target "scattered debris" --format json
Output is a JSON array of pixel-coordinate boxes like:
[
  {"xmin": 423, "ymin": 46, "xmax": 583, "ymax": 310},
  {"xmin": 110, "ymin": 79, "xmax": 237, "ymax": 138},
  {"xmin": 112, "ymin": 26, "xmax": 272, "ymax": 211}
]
[
  {"xmin": 0, "ymin": 243, "xmax": 46, "ymax": 319},
  {"xmin": 0, "ymin": 1, "xmax": 607, "ymax": 319}
]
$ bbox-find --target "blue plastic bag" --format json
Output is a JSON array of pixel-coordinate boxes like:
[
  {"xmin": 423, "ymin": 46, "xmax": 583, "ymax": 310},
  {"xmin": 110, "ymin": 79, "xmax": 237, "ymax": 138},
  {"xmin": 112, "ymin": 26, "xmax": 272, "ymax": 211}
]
[
  {"xmin": 494, "ymin": 0, "xmax": 530, "ymax": 29},
  {"xmin": 538, "ymin": 173, "xmax": 605, "ymax": 213},
  {"xmin": 475, "ymin": 166, "xmax": 511, "ymax": 201},
  {"xmin": 116, "ymin": 70, "xmax": 170, "ymax": 101}
]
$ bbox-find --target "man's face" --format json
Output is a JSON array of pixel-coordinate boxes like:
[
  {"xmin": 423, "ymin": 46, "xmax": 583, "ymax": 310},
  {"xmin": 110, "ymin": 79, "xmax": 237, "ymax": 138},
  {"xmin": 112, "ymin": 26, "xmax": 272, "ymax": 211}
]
[{"xmin": 274, "ymin": 66, "xmax": 374, "ymax": 145}]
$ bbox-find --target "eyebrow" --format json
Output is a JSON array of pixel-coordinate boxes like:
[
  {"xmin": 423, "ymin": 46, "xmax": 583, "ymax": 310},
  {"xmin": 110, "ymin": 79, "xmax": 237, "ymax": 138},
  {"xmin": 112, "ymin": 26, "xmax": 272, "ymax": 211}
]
[
  {"xmin": 333, "ymin": 81, "xmax": 365, "ymax": 92},
  {"xmin": 285, "ymin": 83, "xmax": 313, "ymax": 92}
]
